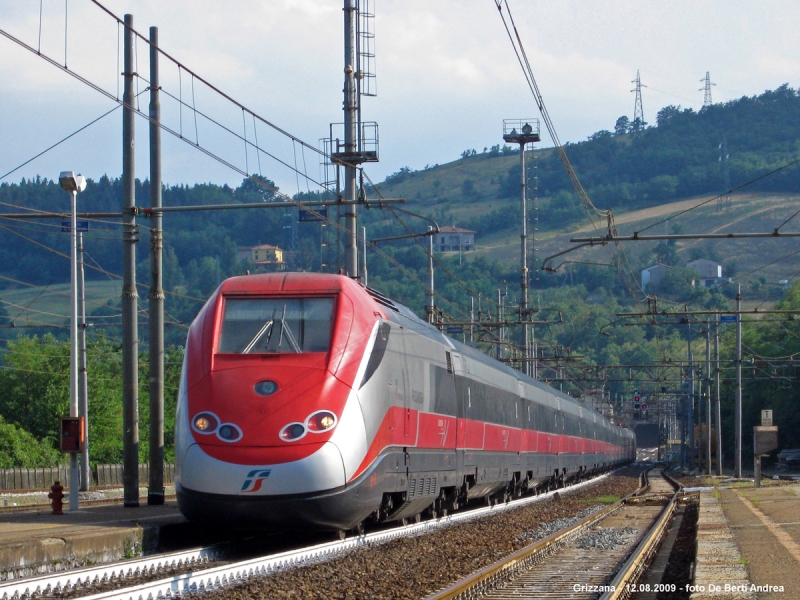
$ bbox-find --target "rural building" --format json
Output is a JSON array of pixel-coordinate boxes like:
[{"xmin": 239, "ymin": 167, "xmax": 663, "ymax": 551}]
[
  {"xmin": 250, "ymin": 244, "xmax": 286, "ymax": 271},
  {"xmin": 434, "ymin": 226, "xmax": 475, "ymax": 252},
  {"xmin": 641, "ymin": 263, "xmax": 672, "ymax": 291},
  {"xmin": 687, "ymin": 258, "xmax": 726, "ymax": 288}
]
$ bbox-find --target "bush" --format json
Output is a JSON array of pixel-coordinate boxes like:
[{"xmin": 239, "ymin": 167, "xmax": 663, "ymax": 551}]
[{"xmin": 0, "ymin": 416, "xmax": 60, "ymax": 468}]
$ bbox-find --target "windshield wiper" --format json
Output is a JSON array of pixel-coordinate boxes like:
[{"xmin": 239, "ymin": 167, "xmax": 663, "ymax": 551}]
[
  {"xmin": 276, "ymin": 304, "xmax": 301, "ymax": 353},
  {"xmin": 243, "ymin": 319, "xmax": 273, "ymax": 354}
]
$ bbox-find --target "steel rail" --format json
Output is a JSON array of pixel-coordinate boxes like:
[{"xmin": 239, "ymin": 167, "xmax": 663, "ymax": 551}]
[
  {"xmin": 0, "ymin": 544, "xmax": 223, "ymax": 600},
  {"xmin": 423, "ymin": 469, "xmax": 652, "ymax": 600},
  {"xmin": 600, "ymin": 471, "xmax": 683, "ymax": 600},
  {"xmin": 64, "ymin": 473, "xmax": 612, "ymax": 600},
  {"xmin": 0, "ymin": 494, "xmax": 177, "ymax": 514},
  {"xmin": 423, "ymin": 468, "xmax": 685, "ymax": 600}
]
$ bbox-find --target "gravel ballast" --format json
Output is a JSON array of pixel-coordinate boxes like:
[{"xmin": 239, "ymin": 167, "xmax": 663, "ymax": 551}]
[{"xmin": 188, "ymin": 469, "xmax": 642, "ymax": 600}]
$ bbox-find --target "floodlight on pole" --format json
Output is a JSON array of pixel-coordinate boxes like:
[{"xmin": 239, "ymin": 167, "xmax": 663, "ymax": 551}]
[
  {"xmin": 59, "ymin": 171, "xmax": 86, "ymax": 512},
  {"xmin": 502, "ymin": 119, "xmax": 540, "ymax": 377}
]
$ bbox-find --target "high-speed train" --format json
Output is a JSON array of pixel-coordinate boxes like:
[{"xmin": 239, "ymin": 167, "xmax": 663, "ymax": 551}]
[{"xmin": 175, "ymin": 273, "xmax": 634, "ymax": 531}]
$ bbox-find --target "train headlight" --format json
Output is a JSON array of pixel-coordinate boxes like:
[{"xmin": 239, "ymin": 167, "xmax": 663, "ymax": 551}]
[
  {"xmin": 280, "ymin": 422, "xmax": 307, "ymax": 442},
  {"xmin": 306, "ymin": 410, "xmax": 338, "ymax": 433},
  {"xmin": 217, "ymin": 423, "xmax": 243, "ymax": 442},
  {"xmin": 192, "ymin": 412, "xmax": 219, "ymax": 434},
  {"xmin": 254, "ymin": 380, "xmax": 278, "ymax": 396}
]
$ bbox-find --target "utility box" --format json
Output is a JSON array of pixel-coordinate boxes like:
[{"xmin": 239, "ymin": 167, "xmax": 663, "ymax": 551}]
[
  {"xmin": 59, "ymin": 416, "xmax": 85, "ymax": 453},
  {"xmin": 754, "ymin": 426, "xmax": 778, "ymax": 455}
]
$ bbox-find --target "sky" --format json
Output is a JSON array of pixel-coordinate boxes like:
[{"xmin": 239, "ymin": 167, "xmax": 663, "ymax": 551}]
[{"xmin": 1, "ymin": 0, "xmax": 799, "ymax": 197}]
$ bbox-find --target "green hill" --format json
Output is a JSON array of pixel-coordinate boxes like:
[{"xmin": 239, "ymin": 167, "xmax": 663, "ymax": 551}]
[{"xmin": 367, "ymin": 84, "xmax": 800, "ymax": 277}]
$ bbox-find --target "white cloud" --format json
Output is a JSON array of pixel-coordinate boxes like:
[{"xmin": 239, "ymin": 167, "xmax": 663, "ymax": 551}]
[{"xmin": 1, "ymin": 0, "xmax": 798, "ymax": 189}]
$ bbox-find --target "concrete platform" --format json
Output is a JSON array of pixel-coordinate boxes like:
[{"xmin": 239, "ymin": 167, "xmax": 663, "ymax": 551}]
[
  {"xmin": 690, "ymin": 482, "xmax": 800, "ymax": 600},
  {"xmin": 0, "ymin": 496, "xmax": 188, "ymax": 580},
  {"xmin": 691, "ymin": 488, "xmax": 755, "ymax": 600}
]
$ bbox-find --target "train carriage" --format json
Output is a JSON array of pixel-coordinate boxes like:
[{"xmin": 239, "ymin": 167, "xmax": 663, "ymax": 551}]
[{"xmin": 175, "ymin": 273, "xmax": 634, "ymax": 531}]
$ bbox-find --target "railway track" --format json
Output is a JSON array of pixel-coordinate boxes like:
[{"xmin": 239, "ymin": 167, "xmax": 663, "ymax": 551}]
[
  {"xmin": 0, "ymin": 494, "xmax": 178, "ymax": 514},
  {"xmin": 1, "ymin": 472, "xmax": 617, "ymax": 600},
  {"xmin": 424, "ymin": 467, "xmax": 688, "ymax": 600},
  {"xmin": 0, "ymin": 544, "xmax": 222, "ymax": 600}
]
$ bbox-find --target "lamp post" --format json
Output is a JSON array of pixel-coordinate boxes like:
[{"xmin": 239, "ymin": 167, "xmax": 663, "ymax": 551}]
[
  {"xmin": 59, "ymin": 171, "xmax": 86, "ymax": 512},
  {"xmin": 502, "ymin": 119, "xmax": 540, "ymax": 377}
]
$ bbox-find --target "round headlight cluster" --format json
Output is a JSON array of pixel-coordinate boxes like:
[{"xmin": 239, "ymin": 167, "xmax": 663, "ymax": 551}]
[
  {"xmin": 191, "ymin": 412, "xmax": 242, "ymax": 443},
  {"xmin": 254, "ymin": 380, "xmax": 278, "ymax": 396},
  {"xmin": 279, "ymin": 410, "xmax": 338, "ymax": 442}
]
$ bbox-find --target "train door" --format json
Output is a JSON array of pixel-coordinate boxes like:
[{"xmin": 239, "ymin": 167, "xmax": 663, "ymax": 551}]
[
  {"xmin": 517, "ymin": 381, "xmax": 530, "ymax": 461},
  {"xmin": 398, "ymin": 327, "xmax": 414, "ymax": 442},
  {"xmin": 382, "ymin": 323, "xmax": 408, "ymax": 445},
  {"xmin": 450, "ymin": 352, "xmax": 464, "ymax": 452}
]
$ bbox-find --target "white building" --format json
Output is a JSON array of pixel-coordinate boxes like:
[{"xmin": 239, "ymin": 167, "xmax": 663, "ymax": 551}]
[
  {"xmin": 687, "ymin": 258, "xmax": 726, "ymax": 288},
  {"xmin": 641, "ymin": 264, "xmax": 672, "ymax": 291},
  {"xmin": 434, "ymin": 226, "xmax": 476, "ymax": 252}
]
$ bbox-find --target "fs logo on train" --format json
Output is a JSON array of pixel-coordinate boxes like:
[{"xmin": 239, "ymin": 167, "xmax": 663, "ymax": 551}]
[{"xmin": 241, "ymin": 469, "xmax": 272, "ymax": 493}]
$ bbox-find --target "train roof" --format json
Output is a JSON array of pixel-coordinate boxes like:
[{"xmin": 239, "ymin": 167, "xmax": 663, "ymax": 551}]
[{"xmin": 366, "ymin": 284, "xmax": 622, "ymax": 431}]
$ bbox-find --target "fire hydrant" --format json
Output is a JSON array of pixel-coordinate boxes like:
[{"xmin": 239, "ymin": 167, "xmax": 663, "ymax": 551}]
[{"xmin": 49, "ymin": 481, "xmax": 64, "ymax": 515}]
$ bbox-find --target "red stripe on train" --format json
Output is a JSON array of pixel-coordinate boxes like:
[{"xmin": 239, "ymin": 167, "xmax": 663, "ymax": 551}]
[{"xmin": 349, "ymin": 407, "xmax": 624, "ymax": 481}]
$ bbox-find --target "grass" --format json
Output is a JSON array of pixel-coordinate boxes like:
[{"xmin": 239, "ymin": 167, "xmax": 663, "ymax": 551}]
[
  {"xmin": 582, "ymin": 495, "xmax": 621, "ymax": 504},
  {"xmin": 712, "ymin": 487, "xmax": 720, "ymax": 499},
  {"xmin": 727, "ymin": 481, "xmax": 755, "ymax": 489},
  {"xmin": 0, "ymin": 280, "xmax": 121, "ymax": 327},
  {"xmin": 380, "ymin": 151, "xmax": 800, "ymax": 282},
  {"xmin": 737, "ymin": 557, "xmax": 748, "ymax": 565}
]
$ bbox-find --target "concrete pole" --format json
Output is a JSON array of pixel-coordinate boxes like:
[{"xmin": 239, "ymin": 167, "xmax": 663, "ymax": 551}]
[
  {"xmin": 147, "ymin": 26, "xmax": 165, "ymax": 506},
  {"xmin": 343, "ymin": 0, "xmax": 358, "ymax": 279},
  {"xmin": 426, "ymin": 227, "xmax": 434, "ymax": 324},
  {"xmin": 715, "ymin": 323, "xmax": 722, "ymax": 476},
  {"xmin": 519, "ymin": 143, "xmax": 530, "ymax": 377},
  {"xmin": 78, "ymin": 232, "xmax": 89, "ymax": 491},
  {"xmin": 735, "ymin": 285, "xmax": 742, "ymax": 478},
  {"xmin": 361, "ymin": 226, "xmax": 368, "ymax": 287},
  {"xmin": 497, "ymin": 289, "xmax": 502, "ymax": 360},
  {"xmin": 470, "ymin": 297, "xmax": 474, "ymax": 343},
  {"xmin": 122, "ymin": 14, "xmax": 140, "ymax": 508},
  {"xmin": 69, "ymin": 188, "xmax": 79, "ymax": 511},
  {"xmin": 706, "ymin": 327, "xmax": 712, "ymax": 475},
  {"xmin": 688, "ymin": 329, "xmax": 694, "ymax": 471}
]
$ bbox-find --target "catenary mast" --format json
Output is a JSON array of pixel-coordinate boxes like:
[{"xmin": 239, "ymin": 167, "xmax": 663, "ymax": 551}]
[{"xmin": 334, "ymin": 0, "xmax": 378, "ymax": 280}]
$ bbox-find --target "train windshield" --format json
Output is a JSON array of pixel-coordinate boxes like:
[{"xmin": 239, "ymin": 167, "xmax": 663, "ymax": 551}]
[{"xmin": 218, "ymin": 297, "xmax": 334, "ymax": 354}]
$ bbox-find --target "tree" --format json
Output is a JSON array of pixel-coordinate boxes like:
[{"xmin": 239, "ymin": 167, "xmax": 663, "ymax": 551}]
[
  {"xmin": 0, "ymin": 416, "xmax": 60, "ymax": 468},
  {"xmin": 654, "ymin": 242, "xmax": 679, "ymax": 266},
  {"xmin": 630, "ymin": 117, "xmax": 648, "ymax": 132},
  {"xmin": 614, "ymin": 116, "xmax": 630, "ymax": 136},
  {"xmin": 656, "ymin": 105, "xmax": 682, "ymax": 127},
  {"xmin": 461, "ymin": 178, "xmax": 477, "ymax": 200},
  {"xmin": 654, "ymin": 267, "xmax": 700, "ymax": 300},
  {"xmin": 588, "ymin": 130, "xmax": 612, "ymax": 141},
  {"xmin": 236, "ymin": 174, "xmax": 278, "ymax": 202}
]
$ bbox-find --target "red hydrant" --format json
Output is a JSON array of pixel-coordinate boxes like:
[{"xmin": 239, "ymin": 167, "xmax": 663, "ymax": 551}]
[{"xmin": 49, "ymin": 481, "xmax": 64, "ymax": 515}]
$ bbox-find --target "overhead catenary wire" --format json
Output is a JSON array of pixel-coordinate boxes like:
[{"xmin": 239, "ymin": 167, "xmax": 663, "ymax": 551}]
[
  {"xmin": 492, "ymin": 0, "xmax": 642, "ymax": 300},
  {"xmin": 2, "ymin": 5, "xmax": 503, "ymax": 333},
  {"xmin": 7, "ymin": 3, "xmax": 584, "ymax": 366},
  {"xmin": 635, "ymin": 157, "xmax": 800, "ymax": 236}
]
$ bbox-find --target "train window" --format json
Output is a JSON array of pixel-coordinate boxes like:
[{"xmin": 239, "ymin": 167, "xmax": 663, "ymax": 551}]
[{"xmin": 218, "ymin": 297, "xmax": 334, "ymax": 354}]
